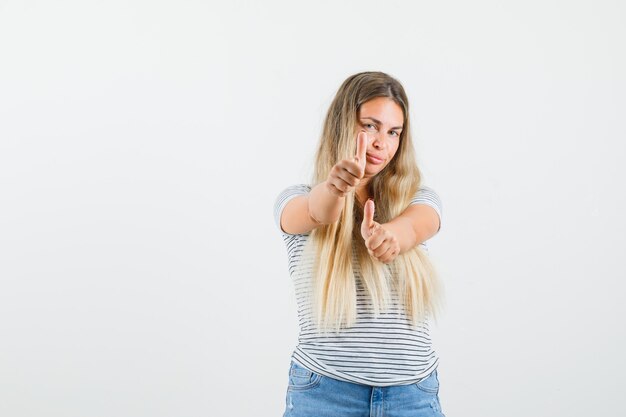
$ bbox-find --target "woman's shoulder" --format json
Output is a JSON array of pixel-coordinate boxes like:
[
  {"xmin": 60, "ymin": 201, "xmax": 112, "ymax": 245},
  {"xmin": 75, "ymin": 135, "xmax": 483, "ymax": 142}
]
[
  {"xmin": 415, "ymin": 184, "xmax": 437, "ymax": 193},
  {"xmin": 273, "ymin": 184, "xmax": 315, "ymax": 237},
  {"xmin": 410, "ymin": 185, "xmax": 442, "ymax": 214},
  {"xmin": 275, "ymin": 183, "xmax": 312, "ymax": 199},
  {"xmin": 411, "ymin": 185, "xmax": 441, "ymax": 203},
  {"xmin": 285, "ymin": 183, "xmax": 312, "ymax": 191}
]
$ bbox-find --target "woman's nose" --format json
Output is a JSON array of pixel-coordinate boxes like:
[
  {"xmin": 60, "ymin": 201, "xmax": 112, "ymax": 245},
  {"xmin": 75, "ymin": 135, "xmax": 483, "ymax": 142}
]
[{"xmin": 372, "ymin": 136, "xmax": 385, "ymax": 149}]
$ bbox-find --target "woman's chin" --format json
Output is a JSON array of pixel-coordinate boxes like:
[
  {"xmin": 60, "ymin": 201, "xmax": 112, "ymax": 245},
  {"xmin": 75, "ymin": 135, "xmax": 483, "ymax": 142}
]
[{"xmin": 365, "ymin": 164, "xmax": 385, "ymax": 176}]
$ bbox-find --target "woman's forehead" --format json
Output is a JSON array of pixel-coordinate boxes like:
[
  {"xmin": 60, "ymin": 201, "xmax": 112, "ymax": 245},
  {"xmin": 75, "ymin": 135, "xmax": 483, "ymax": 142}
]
[{"xmin": 358, "ymin": 98, "xmax": 404, "ymax": 126}]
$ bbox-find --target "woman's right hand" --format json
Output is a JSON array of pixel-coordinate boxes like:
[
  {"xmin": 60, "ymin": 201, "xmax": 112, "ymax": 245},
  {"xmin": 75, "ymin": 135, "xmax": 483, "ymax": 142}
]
[{"xmin": 325, "ymin": 132, "xmax": 368, "ymax": 197}]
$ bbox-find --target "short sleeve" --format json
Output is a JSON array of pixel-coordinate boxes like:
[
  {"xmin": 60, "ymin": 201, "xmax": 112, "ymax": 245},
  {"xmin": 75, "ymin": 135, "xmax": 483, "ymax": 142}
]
[
  {"xmin": 273, "ymin": 184, "xmax": 312, "ymax": 234},
  {"xmin": 409, "ymin": 186, "xmax": 443, "ymax": 233}
]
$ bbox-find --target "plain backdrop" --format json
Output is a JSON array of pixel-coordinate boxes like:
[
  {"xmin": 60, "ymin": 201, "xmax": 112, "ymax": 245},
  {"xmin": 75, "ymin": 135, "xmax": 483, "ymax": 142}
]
[{"xmin": 1, "ymin": 1, "xmax": 625, "ymax": 416}]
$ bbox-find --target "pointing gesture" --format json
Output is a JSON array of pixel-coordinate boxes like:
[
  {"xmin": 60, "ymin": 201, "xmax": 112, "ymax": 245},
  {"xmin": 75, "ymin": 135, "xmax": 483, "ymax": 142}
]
[
  {"xmin": 325, "ymin": 132, "xmax": 369, "ymax": 197},
  {"xmin": 354, "ymin": 131, "xmax": 367, "ymax": 174},
  {"xmin": 361, "ymin": 198, "xmax": 400, "ymax": 264}
]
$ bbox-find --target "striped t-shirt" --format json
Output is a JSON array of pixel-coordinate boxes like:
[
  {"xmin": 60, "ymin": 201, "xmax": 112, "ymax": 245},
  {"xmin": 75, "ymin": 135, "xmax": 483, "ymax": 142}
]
[{"xmin": 274, "ymin": 184, "xmax": 443, "ymax": 387}]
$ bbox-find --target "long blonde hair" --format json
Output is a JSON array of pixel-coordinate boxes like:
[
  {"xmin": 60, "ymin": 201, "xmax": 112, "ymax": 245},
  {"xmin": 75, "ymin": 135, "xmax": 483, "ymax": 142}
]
[{"xmin": 303, "ymin": 71, "xmax": 444, "ymax": 334}]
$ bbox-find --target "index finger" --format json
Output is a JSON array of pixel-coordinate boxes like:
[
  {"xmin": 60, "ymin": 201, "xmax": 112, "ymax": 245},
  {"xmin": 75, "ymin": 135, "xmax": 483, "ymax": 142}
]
[{"xmin": 355, "ymin": 132, "xmax": 367, "ymax": 164}]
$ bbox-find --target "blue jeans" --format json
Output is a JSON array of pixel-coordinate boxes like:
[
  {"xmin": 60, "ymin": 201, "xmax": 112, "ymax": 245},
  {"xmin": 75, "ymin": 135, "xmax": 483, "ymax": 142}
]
[{"xmin": 282, "ymin": 360, "xmax": 446, "ymax": 417}]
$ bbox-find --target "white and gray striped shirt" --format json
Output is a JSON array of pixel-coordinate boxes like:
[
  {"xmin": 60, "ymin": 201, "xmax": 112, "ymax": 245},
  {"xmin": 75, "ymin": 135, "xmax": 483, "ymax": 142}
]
[{"xmin": 274, "ymin": 184, "xmax": 443, "ymax": 386}]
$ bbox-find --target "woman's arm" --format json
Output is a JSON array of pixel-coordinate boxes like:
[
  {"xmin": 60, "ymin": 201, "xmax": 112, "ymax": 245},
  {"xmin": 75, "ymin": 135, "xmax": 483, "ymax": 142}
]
[
  {"xmin": 383, "ymin": 204, "xmax": 441, "ymax": 254},
  {"xmin": 361, "ymin": 198, "xmax": 441, "ymax": 263},
  {"xmin": 279, "ymin": 181, "xmax": 345, "ymax": 235},
  {"xmin": 281, "ymin": 134, "xmax": 368, "ymax": 235}
]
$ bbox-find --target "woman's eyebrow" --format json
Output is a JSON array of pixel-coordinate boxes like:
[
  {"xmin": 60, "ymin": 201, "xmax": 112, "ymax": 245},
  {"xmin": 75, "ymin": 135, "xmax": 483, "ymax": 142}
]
[{"xmin": 360, "ymin": 117, "xmax": 403, "ymax": 130}]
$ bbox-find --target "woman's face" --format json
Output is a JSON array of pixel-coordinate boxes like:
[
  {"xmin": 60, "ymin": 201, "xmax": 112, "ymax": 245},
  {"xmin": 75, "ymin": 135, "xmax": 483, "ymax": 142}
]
[{"xmin": 357, "ymin": 97, "xmax": 404, "ymax": 177}]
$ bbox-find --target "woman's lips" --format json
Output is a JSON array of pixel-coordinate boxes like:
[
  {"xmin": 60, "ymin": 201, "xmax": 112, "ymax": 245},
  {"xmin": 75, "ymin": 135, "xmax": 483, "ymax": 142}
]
[{"xmin": 366, "ymin": 154, "xmax": 384, "ymax": 165}]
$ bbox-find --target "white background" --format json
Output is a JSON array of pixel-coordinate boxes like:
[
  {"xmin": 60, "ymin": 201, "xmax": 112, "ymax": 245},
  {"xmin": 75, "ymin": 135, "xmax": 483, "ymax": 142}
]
[{"xmin": 1, "ymin": 1, "xmax": 624, "ymax": 416}]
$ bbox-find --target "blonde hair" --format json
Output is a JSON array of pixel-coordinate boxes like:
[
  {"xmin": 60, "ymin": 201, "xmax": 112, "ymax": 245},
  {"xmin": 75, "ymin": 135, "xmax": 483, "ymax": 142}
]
[{"xmin": 303, "ymin": 71, "xmax": 444, "ymax": 334}]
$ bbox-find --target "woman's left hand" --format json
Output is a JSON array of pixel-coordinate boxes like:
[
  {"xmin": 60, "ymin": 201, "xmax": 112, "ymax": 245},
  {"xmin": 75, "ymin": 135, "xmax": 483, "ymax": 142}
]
[{"xmin": 360, "ymin": 199, "xmax": 400, "ymax": 264}]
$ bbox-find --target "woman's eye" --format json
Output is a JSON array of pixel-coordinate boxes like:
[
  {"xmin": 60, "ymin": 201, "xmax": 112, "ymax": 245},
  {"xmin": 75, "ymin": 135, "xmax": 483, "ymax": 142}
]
[
  {"xmin": 390, "ymin": 131, "xmax": 399, "ymax": 137},
  {"xmin": 365, "ymin": 123, "xmax": 376, "ymax": 130}
]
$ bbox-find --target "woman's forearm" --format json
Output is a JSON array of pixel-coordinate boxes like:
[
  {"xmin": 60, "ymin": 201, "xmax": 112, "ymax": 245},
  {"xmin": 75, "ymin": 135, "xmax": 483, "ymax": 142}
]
[
  {"xmin": 308, "ymin": 180, "xmax": 345, "ymax": 225},
  {"xmin": 381, "ymin": 216, "xmax": 417, "ymax": 255}
]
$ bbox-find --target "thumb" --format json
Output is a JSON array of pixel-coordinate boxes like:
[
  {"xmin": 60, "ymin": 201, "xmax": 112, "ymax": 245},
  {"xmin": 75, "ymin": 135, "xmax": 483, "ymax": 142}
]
[{"xmin": 363, "ymin": 198, "xmax": 375, "ymax": 229}]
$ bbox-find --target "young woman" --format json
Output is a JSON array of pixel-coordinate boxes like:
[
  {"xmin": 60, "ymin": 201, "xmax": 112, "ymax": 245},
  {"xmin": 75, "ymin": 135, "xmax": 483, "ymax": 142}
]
[{"xmin": 273, "ymin": 71, "xmax": 446, "ymax": 417}]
